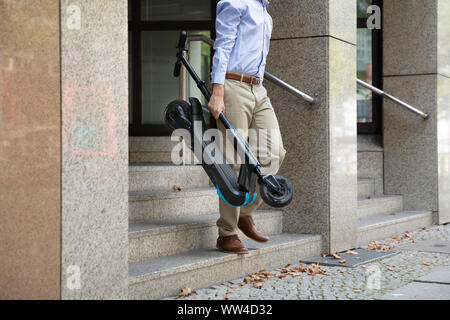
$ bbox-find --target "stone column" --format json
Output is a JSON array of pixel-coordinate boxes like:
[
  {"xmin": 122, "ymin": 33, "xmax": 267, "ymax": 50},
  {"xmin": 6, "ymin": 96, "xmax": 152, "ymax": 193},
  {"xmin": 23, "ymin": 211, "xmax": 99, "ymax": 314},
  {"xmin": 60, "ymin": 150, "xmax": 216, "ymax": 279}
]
[
  {"xmin": 60, "ymin": 0, "xmax": 129, "ymax": 299},
  {"xmin": 267, "ymin": 0, "xmax": 358, "ymax": 253},
  {"xmin": 383, "ymin": 0, "xmax": 450, "ymax": 224}
]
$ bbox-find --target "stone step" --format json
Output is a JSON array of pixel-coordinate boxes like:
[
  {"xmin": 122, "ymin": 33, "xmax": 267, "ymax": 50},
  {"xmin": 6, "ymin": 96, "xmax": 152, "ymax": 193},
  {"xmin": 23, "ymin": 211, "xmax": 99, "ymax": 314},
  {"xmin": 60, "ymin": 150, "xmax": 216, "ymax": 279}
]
[
  {"xmin": 129, "ymin": 136, "xmax": 195, "ymax": 164},
  {"xmin": 357, "ymin": 178, "xmax": 375, "ymax": 199},
  {"xmin": 357, "ymin": 211, "xmax": 433, "ymax": 246},
  {"xmin": 129, "ymin": 163, "xmax": 210, "ymax": 192},
  {"xmin": 129, "ymin": 187, "xmax": 219, "ymax": 223},
  {"xmin": 128, "ymin": 233, "xmax": 322, "ymax": 300},
  {"xmin": 129, "ymin": 210, "xmax": 283, "ymax": 262},
  {"xmin": 357, "ymin": 195, "xmax": 403, "ymax": 220},
  {"xmin": 129, "ymin": 136, "xmax": 178, "ymax": 163}
]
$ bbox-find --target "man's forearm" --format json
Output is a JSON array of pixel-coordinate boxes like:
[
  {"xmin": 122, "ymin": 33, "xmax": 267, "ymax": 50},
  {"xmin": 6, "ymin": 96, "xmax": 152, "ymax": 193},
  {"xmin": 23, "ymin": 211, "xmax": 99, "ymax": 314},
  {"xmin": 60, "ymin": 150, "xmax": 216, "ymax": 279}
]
[
  {"xmin": 208, "ymin": 84, "xmax": 225, "ymax": 119},
  {"xmin": 212, "ymin": 84, "xmax": 224, "ymax": 97}
]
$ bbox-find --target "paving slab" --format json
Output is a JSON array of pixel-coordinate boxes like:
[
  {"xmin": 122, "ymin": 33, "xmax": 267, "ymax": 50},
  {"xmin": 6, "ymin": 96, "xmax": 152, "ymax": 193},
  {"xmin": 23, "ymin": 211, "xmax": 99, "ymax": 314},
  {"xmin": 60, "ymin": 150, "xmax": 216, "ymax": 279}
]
[
  {"xmin": 380, "ymin": 282, "xmax": 450, "ymax": 300},
  {"xmin": 415, "ymin": 266, "xmax": 450, "ymax": 285},
  {"xmin": 300, "ymin": 248, "xmax": 399, "ymax": 268},
  {"xmin": 396, "ymin": 240, "xmax": 450, "ymax": 254}
]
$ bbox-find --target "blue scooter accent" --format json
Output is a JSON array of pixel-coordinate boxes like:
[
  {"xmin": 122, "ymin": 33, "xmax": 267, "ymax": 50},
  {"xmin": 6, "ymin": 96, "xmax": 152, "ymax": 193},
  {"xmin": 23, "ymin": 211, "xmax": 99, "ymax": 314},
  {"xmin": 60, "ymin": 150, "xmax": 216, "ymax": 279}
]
[
  {"xmin": 216, "ymin": 186, "xmax": 258, "ymax": 207},
  {"xmin": 216, "ymin": 186, "xmax": 250, "ymax": 207}
]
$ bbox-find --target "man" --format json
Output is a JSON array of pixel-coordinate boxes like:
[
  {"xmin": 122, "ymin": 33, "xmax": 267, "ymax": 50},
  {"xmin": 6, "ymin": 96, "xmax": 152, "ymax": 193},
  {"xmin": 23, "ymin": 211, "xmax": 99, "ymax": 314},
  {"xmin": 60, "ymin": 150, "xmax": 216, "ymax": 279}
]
[{"xmin": 209, "ymin": 0, "xmax": 286, "ymax": 254}]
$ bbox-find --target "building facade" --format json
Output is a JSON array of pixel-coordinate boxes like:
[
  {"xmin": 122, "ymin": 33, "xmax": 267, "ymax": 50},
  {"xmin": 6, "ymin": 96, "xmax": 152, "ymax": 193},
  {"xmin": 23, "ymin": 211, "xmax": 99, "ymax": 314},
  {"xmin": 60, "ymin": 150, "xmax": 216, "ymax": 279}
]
[{"xmin": 0, "ymin": 0, "xmax": 449, "ymax": 299}]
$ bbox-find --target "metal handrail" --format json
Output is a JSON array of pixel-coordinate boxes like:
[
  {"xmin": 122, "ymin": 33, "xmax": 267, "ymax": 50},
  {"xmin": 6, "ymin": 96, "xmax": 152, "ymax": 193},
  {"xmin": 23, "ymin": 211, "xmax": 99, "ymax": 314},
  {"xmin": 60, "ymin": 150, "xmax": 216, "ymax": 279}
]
[
  {"xmin": 264, "ymin": 72, "xmax": 316, "ymax": 104},
  {"xmin": 183, "ymin": 33, "xmax": 317, "ymax": 105},
  {"xmin": 357, "ymin": 79, "xmax": 429, "ymax": 120}
]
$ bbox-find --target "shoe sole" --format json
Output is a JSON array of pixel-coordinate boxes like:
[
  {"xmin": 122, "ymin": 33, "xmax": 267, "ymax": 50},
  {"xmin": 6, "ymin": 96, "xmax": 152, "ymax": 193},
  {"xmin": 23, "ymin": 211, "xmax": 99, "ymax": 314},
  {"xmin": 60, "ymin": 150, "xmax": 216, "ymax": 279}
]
[
  {"xmin": 240, "ymin": 232, "xmax": 270, "ymax": 243},
  {"xmin": 216, "ymin": 247, "xmax": 249, "ymax": 254},
  {"xmin": 238, "ymin": 226, "xmax": 270, "ymax": 243}
]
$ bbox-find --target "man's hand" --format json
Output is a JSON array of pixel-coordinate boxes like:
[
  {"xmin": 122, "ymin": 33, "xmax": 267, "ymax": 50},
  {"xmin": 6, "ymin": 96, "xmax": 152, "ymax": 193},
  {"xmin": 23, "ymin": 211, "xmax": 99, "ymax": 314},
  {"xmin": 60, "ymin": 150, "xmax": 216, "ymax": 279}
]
[{"xmin": 208, "ymin": 84, "xmax": 225, "ymax": 119}]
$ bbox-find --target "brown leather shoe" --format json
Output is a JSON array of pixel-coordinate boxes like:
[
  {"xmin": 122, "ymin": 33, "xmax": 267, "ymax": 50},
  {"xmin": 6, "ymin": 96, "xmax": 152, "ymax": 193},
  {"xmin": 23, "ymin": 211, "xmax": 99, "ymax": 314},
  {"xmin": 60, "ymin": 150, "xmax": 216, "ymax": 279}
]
[
  {"xmin": 217, "ymin": 235, "xmax": 249, "ymax": 254},
  {"xmin": 238, "ymin": 216, "xmax": 270, "ymax": 243}
]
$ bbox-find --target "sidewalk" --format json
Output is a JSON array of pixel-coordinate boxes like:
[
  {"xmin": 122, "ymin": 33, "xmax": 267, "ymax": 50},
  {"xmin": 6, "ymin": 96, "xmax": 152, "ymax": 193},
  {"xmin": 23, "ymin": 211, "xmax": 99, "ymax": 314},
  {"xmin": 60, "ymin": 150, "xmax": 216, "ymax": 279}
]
[{"xmin": 169, "ymin": 224, "xmax": 450, "ymax": 300}]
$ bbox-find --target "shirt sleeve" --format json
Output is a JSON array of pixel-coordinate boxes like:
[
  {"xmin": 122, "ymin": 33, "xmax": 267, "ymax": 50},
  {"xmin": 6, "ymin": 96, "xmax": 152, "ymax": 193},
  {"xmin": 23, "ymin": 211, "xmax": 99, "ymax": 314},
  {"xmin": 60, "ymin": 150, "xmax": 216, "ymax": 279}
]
[{"xmin": 211, "ymin": 0, "xmax": 242, "ymax": 85}]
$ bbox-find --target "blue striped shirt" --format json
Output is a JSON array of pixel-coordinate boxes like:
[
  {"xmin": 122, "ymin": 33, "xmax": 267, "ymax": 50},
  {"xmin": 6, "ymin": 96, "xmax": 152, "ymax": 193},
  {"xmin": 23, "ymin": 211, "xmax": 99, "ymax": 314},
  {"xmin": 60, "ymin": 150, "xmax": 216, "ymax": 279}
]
[{"xmin": 211, "ymin": 0, "xmax": 272, "ymax": 85}]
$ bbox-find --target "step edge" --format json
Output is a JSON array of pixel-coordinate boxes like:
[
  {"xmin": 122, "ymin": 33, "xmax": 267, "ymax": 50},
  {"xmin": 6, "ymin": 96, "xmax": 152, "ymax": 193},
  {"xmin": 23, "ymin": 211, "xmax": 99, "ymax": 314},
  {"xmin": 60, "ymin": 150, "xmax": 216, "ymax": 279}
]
[
  {"xmin": 129, "ymin": 187, "xmax": 217, "ymax": 201},
  {"xmin": 129, "ymin": 234, "xmax": 321, "ymax": 284},
  {"xmin": 357, "ymin": 211, "xmax": 433, "ymax": 230},
  {"xmin": 357, "ymin": 195, "xmax": 403, "ymax": 206},
  {"xmin": 129, "ymin": 211, "xmax": 283, "ymax": 238},
  {"xmin": 129, "ymin": 165, "xmax": 205, "ymax": 172}
]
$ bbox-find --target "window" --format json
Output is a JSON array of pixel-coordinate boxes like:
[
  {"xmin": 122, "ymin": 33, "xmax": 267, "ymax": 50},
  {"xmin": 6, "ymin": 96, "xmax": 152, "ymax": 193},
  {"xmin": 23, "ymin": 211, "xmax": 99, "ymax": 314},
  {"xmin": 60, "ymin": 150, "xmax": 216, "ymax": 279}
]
[
  {"xmin": 357, "ymin": 0, "xmax": 382, "ymax": 134},
  {"xmin": 129, "ymin": 0, "xmax": 217, "ymax": 136}
]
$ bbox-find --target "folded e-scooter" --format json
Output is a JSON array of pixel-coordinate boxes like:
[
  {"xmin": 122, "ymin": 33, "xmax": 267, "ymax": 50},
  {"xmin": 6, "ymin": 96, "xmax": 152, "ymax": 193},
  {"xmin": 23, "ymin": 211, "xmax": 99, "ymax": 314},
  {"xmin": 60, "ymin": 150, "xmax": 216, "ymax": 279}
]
[{"xmin": 164, "ymin": 31, "xmax": 293, "ymax": 208}]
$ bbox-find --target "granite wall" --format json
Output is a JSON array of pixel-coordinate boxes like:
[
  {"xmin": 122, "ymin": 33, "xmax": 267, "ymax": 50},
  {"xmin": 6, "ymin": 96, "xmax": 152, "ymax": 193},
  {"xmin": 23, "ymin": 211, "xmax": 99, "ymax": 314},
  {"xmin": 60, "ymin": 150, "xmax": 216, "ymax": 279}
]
[
  {"xmin": 383, "ymin": 0, "xmax": 450, "ymax": 224},
  {"xmin": 60, "ymin": 0, "xmax": 129, "ymax": 299},
  {"xmin": 267, "ymin": 0, "xmax": 358, "ymax": 253}
]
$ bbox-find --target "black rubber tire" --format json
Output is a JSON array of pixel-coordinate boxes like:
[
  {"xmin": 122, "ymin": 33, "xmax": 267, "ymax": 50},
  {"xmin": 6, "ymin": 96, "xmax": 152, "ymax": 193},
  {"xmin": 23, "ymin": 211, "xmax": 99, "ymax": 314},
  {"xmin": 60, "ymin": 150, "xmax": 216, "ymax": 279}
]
[
  {"xmin": 260, "ymin": 175, "xmax": 293, "ymax": 208},
  {"xmin": 164, "ymin": 99, "xmax": 192, "ymax": 131}
]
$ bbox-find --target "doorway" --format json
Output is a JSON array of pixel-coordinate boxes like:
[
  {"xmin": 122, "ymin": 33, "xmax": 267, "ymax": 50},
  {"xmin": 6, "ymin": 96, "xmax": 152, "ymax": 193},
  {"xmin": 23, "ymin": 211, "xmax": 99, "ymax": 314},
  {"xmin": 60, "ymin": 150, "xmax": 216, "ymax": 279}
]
[{"xmin": 128, "ymin": 0, "xmax": 218, "ymax": 136}]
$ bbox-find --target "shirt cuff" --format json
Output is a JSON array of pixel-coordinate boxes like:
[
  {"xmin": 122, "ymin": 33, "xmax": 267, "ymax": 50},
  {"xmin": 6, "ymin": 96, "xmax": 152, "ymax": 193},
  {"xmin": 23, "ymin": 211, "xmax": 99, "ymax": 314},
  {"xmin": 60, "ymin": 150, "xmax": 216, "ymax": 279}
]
[{"xmin": 211, "ymin": 71, "xmax": 226, "ymax": 85}]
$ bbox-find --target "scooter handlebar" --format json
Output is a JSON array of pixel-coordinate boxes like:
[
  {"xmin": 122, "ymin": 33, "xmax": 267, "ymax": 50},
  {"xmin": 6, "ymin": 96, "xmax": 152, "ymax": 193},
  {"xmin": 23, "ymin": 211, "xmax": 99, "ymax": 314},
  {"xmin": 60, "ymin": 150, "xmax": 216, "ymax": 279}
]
[
  {"xmin": 177, "ymin": 31, "xmax": 188, "ymax": 51},
  {"xmin": 174, "ymin": 60, "xmax": 182, "ymax": 78},
  {"xmin": 174, "ymin": 31, "xmax": 188, "ymax": 77}
]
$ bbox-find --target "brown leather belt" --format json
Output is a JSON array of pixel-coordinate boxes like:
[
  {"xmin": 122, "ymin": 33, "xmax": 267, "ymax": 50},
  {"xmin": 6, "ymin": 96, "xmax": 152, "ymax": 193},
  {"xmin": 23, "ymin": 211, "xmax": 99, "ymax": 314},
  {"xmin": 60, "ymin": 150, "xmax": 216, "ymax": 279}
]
[{"xmin": 226, "ymin": 72, "xmax": 261, "ymax": 85}]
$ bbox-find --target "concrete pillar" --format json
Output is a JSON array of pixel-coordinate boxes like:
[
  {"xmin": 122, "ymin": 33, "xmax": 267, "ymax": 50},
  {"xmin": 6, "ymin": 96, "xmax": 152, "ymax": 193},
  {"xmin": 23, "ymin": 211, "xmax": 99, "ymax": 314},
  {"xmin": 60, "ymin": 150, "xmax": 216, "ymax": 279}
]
[
  {"xmin": 383, "ymin": 0, "xmax": 450, "ymax": 224},
  {"xmin": 267, "ymin": 0, "xmax": 358, "ymax": 253},
  {"xmin": 60, "ymin": 0, "xmax": 129, "ymax": 299}
]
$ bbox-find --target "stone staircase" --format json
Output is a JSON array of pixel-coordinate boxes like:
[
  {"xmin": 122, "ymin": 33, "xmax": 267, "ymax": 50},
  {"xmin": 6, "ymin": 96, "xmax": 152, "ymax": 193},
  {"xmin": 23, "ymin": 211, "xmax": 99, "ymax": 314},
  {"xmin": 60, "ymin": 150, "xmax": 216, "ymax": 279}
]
[
  {"xmin": 127, "ymin": 137, "xmax": 434, "ymax": 299},
  {"xmin": 127, "ymin": 137, "xmax": 321, "ymax": 300},
  {"xmin": 356, "ymin": 136, "xmax": 433, "ymax": 246},
  {"xmin": 356, "ymin": 177, "xmax": 433, "ymax": 246}
]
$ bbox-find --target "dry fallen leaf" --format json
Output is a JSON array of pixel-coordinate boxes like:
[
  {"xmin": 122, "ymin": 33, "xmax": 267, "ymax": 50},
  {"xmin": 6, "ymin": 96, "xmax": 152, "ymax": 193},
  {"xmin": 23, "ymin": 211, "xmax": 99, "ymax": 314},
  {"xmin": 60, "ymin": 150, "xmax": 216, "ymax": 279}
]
[
  {"xmin": 253, "ymin": 282, "xmax": 263, "ymax": 289},
  {"xmin": 308, "ymin": 264, "xmax": 326, "ymax": 275},
  {"xmin": 422, "ymin": 262, "xmax": 431, "ymax": 266},
  {"xmin": 361, "ymin": 265, "xmax": 367, "ymax": 269},
  {"xmin": 229, "ymin": 286, "xmax": 237, "ymax": 289},
  {"xmin": 175, "ymin": 287, "xmax": 197, "ymax": 299},
  {"xmin": 332, "ymin": 253, "xmax": 342, "ymax": 260},
  {"xmin": 339, "ymin": 259, "xmax": 347, "ymax": 264},
  {"xmin": 367, "ymin": 241, "xmax": 383, "ymax": 251},
  {"xmin": 173, "ymin": 185, "xmax": 182, "ymax": 191},
  {"xmin": 388, "ymin": 267, "xmax": 396, "ymax": 271},
  {"xmin": 346, "ymin": 250, "xmax": 358, "ymax": 255},
  {"xmin": 354, "ymin": 290, "xmax": 361, "ymax": 293},
  {"xmin": 284, "ymin": 264, "xmax": 291, "ymax": 268}
]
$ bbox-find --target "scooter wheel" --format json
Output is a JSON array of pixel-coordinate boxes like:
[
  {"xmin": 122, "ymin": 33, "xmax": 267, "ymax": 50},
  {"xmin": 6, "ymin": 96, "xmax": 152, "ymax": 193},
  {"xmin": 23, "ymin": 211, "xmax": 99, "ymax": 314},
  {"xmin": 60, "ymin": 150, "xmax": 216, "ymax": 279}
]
[
  {"xmin": 164, "ymin": 99, "xmax": 192, "ymax": 131},
  {"xmin": 260, "ymin": 175, "xmax": 293, "ymax": 208}
]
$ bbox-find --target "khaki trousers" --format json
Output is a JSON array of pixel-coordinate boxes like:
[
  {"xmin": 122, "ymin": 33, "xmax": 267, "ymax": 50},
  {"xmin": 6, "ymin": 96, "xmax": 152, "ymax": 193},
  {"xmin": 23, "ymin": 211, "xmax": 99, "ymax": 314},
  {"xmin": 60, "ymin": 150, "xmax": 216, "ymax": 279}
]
[{"xmin": 216, "ymin": 79, "xmax": 286, "ymax": 237}]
